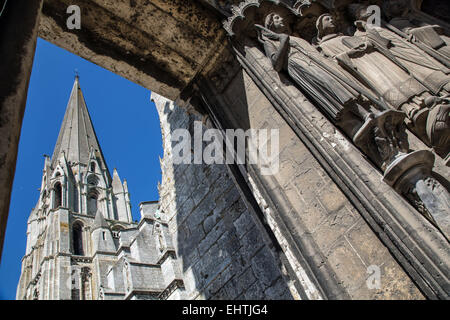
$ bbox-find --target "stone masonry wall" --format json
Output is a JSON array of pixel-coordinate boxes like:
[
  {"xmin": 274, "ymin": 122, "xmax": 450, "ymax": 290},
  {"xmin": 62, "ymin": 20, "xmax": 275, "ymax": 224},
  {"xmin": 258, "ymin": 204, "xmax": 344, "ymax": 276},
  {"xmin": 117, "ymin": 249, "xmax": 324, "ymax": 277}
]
[
  {"xmin": 215, "ymin": 64, "xmax": 425, "ymax": 299},
  {"xmin": 152, "ymin": 93, "xmax": 295, "ymax": 300}
]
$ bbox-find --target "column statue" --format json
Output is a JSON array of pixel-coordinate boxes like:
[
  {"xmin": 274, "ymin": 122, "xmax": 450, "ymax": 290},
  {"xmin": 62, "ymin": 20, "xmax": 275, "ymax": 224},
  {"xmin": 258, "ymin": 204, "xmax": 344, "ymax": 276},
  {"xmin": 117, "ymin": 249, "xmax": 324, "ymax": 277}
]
[
  {"xmin": 348, "ymin": 4, "xmax": 450, "ymax": 163},
  {"xmin": 316, "ymin": 13, "xmax": 449, "ymax": 158},
  {"xmin": 258, "ymin": 12, "xmax": 387, "ymax": 140},
  {"xmin": 256, "ymin": 10, "xmax": 449, "ymax": 239},
  {"xmin": 382, "ymin": 0, "xmax": 450, "ymax": 60}
]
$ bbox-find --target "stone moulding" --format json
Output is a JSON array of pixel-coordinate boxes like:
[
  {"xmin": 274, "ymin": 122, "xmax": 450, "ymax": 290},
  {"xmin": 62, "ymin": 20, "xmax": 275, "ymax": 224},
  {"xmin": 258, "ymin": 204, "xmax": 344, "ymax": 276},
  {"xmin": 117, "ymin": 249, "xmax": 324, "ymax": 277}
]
[
  {"xmin": 222, "ymin": 0, "xmax": 340, "ymax": 37},
  {"xmin": 124, "ymin": 290, "xmax": 161, "ymax": 300},
  {"xmin": 223, "ymin": 0, "xmax": 298, "ymax": 36},
  {"xmin": 156, "ymin": 249, "xmax": 177, "ymax": 265},
  {"xmin": 158, "ymin": 279, "xmax": 185, "ymax": 300},
  {"xmin": 195, "ymin": 79, "xmax": 332, "ymax": 299},
  {"xmin": 121, "ymin": 279, "xmax": 184, "ymax": 300},
  {"xmin": 234, "ymin": 45, "xmax": 449, "ymax": 299},
  {"xmin": 292, "ymin": 0, "xmax": 332, "ymax": 14},
  {"xmin": 71, "ymin": 256, "xmax": 93, "ymax": 264}
]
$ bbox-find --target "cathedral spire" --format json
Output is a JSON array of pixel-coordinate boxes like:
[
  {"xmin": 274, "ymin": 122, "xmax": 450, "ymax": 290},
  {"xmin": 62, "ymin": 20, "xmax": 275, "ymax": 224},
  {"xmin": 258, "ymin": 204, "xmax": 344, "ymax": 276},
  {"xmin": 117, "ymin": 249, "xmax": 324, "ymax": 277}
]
[{"xmin": 51, "ymin": 76, "xmax": 110, "ymax": 178}]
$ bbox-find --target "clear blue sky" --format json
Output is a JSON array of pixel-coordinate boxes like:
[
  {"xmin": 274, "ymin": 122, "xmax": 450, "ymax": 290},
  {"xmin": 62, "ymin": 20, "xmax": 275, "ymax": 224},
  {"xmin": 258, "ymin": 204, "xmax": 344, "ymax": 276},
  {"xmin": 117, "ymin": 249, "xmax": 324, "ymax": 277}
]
[{"xmin": 0, "ymin": 38, "xmax": 163, "ymax": 299}]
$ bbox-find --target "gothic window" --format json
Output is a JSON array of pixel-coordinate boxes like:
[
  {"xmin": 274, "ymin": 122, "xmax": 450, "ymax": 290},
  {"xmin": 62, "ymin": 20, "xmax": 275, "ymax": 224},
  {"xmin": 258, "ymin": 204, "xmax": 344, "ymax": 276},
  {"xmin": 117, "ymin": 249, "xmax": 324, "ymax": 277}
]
[
  {"xmin": 90, "ymin": 162, "xmax": 96, "ymax": 172},
  {"xmin": 111, "ymin": 225, "xmax": 123, "ymax": 235},
  {"xmin": 112, "ymin": 199, "xmax": 119, "ymax": 220},
  {"xmin": 87, "ymin": 189, "xmax": 99, "ymax": 216},
  {"xmin": 73, "ymin": 187, "xmax": 79, "ymax": 213},
  {"xmin": 112, "ymin": 230, "xmax": 121, "ymax": 239},
  {"xmin": 111, "ymin": 225, "xmax": 123, "ymax": 247},
  {"xmin": 53, "ymin": 182, "xmax": 62, "ymax": 208},
  {"xmin": 72, "ymin": 222, "xmax": 84, "ymax": 256}
]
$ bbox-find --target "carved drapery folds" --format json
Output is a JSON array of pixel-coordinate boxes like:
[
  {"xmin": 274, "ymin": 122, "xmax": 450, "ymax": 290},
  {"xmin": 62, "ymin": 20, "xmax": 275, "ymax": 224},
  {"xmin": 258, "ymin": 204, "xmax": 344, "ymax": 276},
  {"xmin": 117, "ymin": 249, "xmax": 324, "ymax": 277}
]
[{"xmin": 223, "ymin": 0, "xmax": 449, "ymax": 238}]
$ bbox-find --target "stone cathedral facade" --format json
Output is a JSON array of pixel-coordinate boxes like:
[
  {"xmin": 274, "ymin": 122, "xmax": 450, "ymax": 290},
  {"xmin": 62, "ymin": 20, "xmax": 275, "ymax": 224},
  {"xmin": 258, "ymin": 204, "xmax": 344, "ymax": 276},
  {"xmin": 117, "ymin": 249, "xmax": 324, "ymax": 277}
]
[
  {"xmin": 4, "ymin": 0, "xmax": 450, "ymax": 300},
  {"xmin": 16, "ymin": 78, "xmax": 188, "ymax": 300}
]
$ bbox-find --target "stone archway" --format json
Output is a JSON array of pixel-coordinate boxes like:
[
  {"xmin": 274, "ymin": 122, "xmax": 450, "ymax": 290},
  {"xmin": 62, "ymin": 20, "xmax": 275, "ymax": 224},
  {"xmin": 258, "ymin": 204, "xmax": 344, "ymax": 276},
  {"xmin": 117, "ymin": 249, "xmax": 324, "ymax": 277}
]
[
  {"xmin": 3, "ymin": 0, "xmax": 450, "ymax": 300},
  {"xmin": 0, "ymin": 0, "xmax": 228, "ymax": 260}
]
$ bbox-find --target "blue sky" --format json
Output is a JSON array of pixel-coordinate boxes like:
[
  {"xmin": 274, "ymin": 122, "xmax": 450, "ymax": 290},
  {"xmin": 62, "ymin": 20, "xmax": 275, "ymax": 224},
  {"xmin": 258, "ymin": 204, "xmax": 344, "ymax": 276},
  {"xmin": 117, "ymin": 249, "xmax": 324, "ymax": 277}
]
[{"xmin": 0, "ymin": 38, "xmax": 163, "ymax": 299}]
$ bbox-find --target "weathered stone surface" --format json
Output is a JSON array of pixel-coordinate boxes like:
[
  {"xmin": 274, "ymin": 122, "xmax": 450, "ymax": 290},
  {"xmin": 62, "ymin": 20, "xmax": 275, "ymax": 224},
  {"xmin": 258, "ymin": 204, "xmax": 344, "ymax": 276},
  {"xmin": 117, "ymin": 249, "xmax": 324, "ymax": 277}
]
[
  {"xmin": 0, "ymin": 0, "xmax": 44, "ymax": 262},
  {"xmin": 17, "ymin": 81, "xmax": 187, "ymax": 300},
  {"xmin": 152, "ymin": 93, "xmax": 294, "ymax": 300},
  {"xmin": 215, "ymin": 67, "xmax": 427, "ymax": 299},
  {"xmin": 39, "ymin": 0, "xmax": 227, "ymax": 100},
  {"xmin": 6, "ymin": 0, "xmax": 450, "ymax": 301}
]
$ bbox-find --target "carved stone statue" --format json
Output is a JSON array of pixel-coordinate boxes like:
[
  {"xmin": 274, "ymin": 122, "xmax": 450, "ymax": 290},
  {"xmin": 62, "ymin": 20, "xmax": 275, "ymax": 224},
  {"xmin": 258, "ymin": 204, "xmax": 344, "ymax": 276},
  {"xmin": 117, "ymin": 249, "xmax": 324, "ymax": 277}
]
[
  {"xmin": 349, "ymin": 4, "xmax": 450, "ymax": 163},
  {"xmin": 255, "ymin": 10, "xmax": 449, "ymax": 238},
  {"xmin": 258, "ymin": 12, "xmax": 386, "ymax": 140},
  {"xmin": 350, "ymin": 4, "xmax": 450, "ymax": 95},
  {"xmin": 383, "ymin": 0, "xmax": 450, "ymax": 60},
  {"xmin": 314, "ymin": 13, "xmax": 450, "ymax": 237},
  {"xmin": 315, "ymin": 13, "xmax": 449, "ymax": 156},
  {"xmin": 259, "ymin": 11, "xmax": 411, "ymax": 171}
]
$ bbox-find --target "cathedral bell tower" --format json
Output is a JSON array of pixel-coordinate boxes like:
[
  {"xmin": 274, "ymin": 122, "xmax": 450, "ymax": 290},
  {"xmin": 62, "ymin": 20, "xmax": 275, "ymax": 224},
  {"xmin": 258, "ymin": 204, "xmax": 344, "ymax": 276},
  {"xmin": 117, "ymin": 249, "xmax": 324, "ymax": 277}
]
[{"xmin": 16, "ymin": 77, "xmax": 133, "ymax": 300}]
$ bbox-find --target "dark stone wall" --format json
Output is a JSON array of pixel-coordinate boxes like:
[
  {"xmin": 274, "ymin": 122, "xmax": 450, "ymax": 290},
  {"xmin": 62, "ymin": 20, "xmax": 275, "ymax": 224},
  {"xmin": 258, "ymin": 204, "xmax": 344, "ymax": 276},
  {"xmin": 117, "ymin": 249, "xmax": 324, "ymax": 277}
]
[
  {"xmin": 0, "ymin": 0, "xmax": 43, "ymax": 261},
  {"xmin": 206, "ymin": 64, "xmax": 425, "ymax": 299},
  {"xmin": 153, "ymin": 93, "xmax": 296, "ymax": 299}
]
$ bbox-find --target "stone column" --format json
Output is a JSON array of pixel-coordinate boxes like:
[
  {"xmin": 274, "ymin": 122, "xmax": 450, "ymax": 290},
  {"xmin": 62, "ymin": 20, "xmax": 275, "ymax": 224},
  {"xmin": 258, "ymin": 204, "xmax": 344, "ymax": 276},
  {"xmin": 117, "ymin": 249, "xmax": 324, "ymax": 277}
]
[
  {"xmin": 383, "ymin": 150, "xmax": 450, "ymax": 239},
  {"xmin": 0, "ymin": 0, "xmax": 43, "ymax": 260}
]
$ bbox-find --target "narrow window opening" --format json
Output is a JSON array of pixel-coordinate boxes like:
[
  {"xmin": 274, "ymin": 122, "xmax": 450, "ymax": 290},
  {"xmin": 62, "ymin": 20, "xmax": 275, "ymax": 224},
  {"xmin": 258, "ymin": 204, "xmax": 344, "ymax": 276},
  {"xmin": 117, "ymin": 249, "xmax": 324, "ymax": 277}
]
[
  {"xmin": 73, "ymin": 223, "xmax": 84, "ymax": 256},
  {"xmin": 53, "ymin": 183, "xmax": 62, "ymax": 208},
  {"xmin": 87, "ymin": 189, "xmax": 99, "ymax": 216}
]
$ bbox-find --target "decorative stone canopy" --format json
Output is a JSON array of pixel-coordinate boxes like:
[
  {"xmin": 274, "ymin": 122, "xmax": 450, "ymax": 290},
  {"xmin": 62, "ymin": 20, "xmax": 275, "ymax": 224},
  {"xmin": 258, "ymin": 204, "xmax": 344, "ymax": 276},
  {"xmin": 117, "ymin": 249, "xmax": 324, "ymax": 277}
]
[{"xmin": 223, "ymin": 0, "xmax": 299, "ymax": 37}]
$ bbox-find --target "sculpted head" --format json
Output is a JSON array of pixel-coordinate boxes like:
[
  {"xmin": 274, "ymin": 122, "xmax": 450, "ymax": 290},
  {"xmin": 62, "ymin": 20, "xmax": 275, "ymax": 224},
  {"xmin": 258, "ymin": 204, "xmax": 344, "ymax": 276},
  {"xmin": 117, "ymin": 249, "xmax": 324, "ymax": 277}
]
[
  {"xmin": 265, "ymin": 12, "xmax": 290, "ymax": 34},
  {"xmin": 316, "ymin": 14, "xmax": 336, "ymax": 39}
]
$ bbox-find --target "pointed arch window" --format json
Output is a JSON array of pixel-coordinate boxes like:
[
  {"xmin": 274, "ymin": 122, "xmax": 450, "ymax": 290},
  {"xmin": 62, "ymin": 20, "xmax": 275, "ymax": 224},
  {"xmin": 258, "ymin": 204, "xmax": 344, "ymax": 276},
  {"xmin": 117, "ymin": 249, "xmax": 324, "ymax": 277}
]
[
  {"xmin": 73, "ymin": 222, "xmax": 84, "ymax": 256},
  {"xmin": 53, "ymin": 183, "xmax": 62, "ymax": 209},
  {"xmin": 90, "ymin": 162, "xmax": 96, "ymax": 172},
  {"xmin": 87, "ymin": 189, "xmax": 99, "ymax": 216}
]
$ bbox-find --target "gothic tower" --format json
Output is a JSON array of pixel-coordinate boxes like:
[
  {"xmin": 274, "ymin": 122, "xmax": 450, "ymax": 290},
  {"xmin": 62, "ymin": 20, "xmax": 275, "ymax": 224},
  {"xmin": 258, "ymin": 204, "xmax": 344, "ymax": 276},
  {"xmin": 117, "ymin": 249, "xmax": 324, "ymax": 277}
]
[
  {"xmin": 16, "ymin": 77, "xmax": 135, "ymax": 300},
  {"xmin": 17, "ymin": 77, "xmax": 187, "ymax": 300}
]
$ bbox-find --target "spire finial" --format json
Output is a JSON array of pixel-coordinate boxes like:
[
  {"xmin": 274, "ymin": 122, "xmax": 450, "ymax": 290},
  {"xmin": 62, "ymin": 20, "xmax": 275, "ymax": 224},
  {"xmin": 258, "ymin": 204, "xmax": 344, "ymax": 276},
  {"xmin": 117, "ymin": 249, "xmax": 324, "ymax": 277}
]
[{"xmin": 74, "ymin": 69, "xmax": 79, "ymax": 79}]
